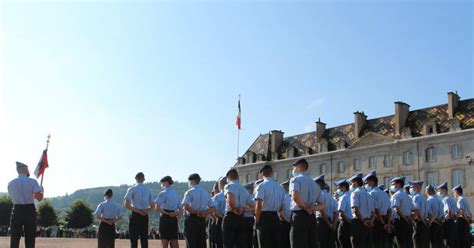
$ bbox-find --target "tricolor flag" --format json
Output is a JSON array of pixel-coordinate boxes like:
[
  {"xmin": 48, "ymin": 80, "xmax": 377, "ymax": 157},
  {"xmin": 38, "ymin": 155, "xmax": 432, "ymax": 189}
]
[
  {"xmin": 34, "ymin": 149, "xmax": 49, "ymax": 179},
  {"xmin": 236, "ymin": 98, "xmax": 241, "ymax": 130}
]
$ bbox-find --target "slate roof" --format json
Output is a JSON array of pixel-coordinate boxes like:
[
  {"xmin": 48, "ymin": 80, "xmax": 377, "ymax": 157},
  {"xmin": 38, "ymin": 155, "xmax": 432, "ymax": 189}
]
[{"xmin": 239, "ymin": 98, "xmax": 474, "ymax": 162}]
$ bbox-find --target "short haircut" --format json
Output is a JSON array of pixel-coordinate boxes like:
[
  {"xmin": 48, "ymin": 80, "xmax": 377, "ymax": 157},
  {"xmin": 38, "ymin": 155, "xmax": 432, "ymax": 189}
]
[
  {"xmin": 135, "ymin": 172, "xmax": 145, "ymax": 180},
  {"xmin": 261, "ymin": 166, "xmax": 273, "ymax": 177},
  {"xmin": 352, "ymin": 178, "xmax": 363, "ymax": 187},
  {"xmin": 427, "ymin": 188, "xmax": 436, "ymax": 195},
  {"xmin": 366, "ymin": 176, "xmax": 378, "ymax": 185},
  {"xmin": 455, "ymin": 188, "xmax": 463, "ymax": 195},
  {"xmin": 226, "ymin": 169, "xmax": 239, "ymax": 180},
  {"xmin": 338, "ymin": 182, "xmax": 349, "ymax": 190},
  {"xmin": 295, "ymin": 160, "xmax": 309, "ymax": 170}
]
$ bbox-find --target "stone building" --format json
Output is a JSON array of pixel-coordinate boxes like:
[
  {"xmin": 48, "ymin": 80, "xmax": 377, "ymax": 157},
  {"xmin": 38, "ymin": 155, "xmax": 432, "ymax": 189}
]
[{"xmin": 234, "ymin": 92, "xmax": 474, "ymax": 206}]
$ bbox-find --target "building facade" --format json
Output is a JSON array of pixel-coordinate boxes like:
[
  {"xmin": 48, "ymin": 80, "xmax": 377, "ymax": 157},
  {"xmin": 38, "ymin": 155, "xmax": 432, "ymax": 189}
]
[{"xmin": 234, "ymin": 92, "xmax": 474, "ymax": 206}]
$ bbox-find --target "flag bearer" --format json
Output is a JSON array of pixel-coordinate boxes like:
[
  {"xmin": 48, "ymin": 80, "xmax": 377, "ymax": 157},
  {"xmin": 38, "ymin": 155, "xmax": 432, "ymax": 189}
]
[
  {"xmin": 279, "ymin": 180, "xmax": 291, "ymax": 248},
  {"xmin": 95, "ymin": 188, "xmax": 122, "ymax": 248},
  {"xmin": 289, "ymin": 158, "xmax": 325, "ymax": 248},
  {"xmin": 182, "ymin": 173, "xmax": 215, "ymax": 248},
  {"xmin": 436, "ymin": 181, "xmax": 457, "ymax": 248},
  {"xmin": 254, "ymin": 164, "xmax": 285, "ymax": 248},
  {"xmin": 155, "ymin": 176, "xmax": 182, "ymax": 248},
  {"xmin": 409, "ymin": 180, "xmax": 430, "ymax": 248},
  {"xmin": 452, "ymin": 185, "xmax": 472, "ymax": 248},
  {"xmin": 124, "ymin": 172, "xmax": 154, "ymax": 248},
  {"xmin": 390, "ymin": 177, "xmax": 414, "ymax": 248},
  {"xmin": 222, "ymin": 169, "xmax": 253, "ymax": 248},
  {"xmin": 8, "ymin": 162, "xmax": 44, "ymax": 248}
]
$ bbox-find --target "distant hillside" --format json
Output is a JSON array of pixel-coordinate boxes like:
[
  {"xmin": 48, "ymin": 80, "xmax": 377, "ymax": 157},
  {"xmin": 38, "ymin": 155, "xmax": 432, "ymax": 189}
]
[{"xmin": 47, "ymin": 181, "xmax": 216, "ymax": 229}]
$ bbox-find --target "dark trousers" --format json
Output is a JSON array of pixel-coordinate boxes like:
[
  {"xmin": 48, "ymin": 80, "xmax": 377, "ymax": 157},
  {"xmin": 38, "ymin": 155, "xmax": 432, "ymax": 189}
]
[
  {"xmin": 256, "ymin": 212, "xmax": 280, "ymax": 248},
  {"xmin": 413, "ymin": 220, "xmax": 429, "ymax": 248},
  {"xmin": 242, "ymin": 217, "xmax": 254, "ymax": 248},
  {"xmin": 10, "ymin": 204, "xmax": 36, "ymax": 248},
  {"xmin": 429, "ymin": 221, "xmax": 443, "ymax": 248},
  {"xmin": 290, "ymin": 210, "xmax": 317, "ymax": 248},
  {"xmin": 98, "ymin": 221, "xmax": 115, "ymax": 248},
  {"xmin": 457, "ymin": 218, "xmax": 471, "ymax": 248},
  {"xmin": 222, "ymin": 212, "xmax": 245, "ymax": 248},
  {"xmin": 129, "ymin": 212, "xmax": 148, "ymax": 248},
  {"xmin": 212, "ymin": 217, "xmax": 223, "ymax": 248},
  {"xmin": 316, "ymin": 217, "xmax": 335, "ymax": 248},
  {"xmin": 184, "ymin": 215, "xmax": 207, "ymax": 248},
  {"xmin": 393, "ymin": 218, "xmax": 413, "ymax": 248},
  {"xmin": 443, "ymin": 219, "xmax": 456, "ymax": 248},
  {"xmin": 280, "ymin": 221, "xmax": 291, "ymax": 248},
  {"xmin": 350, "ymin": 219, "xmax": 369, "ymax": 248},
  {"xmin": 337, "ymin": 220, "xmax": 351, "ymax": 248},
  {"xmin": 208, "ymin": 219, "xmax": 214, "ymax": 247},
  {"xmin": 372, "ymin": 219, "xmax": 390, "ymax": 248}
]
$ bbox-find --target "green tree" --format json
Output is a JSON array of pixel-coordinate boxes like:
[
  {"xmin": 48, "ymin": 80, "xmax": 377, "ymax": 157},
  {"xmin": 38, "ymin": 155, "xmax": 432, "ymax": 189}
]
[
  {"xmin": 37, "ymin": 200, "xmax": 58, "ymax": 227},
  {"xmin": 65, "ymin": 199, "xmax": 93, "ymax": 229},
  {"xmin": 0, "ymin": 195, "xmax": 13, "ymax": 227}
]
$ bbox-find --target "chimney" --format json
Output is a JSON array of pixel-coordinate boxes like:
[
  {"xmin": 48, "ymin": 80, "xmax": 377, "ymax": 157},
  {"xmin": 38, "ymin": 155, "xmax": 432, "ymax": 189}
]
[
  {"xmin": 354, "ymin": 111, "xmax": 367, "ymax": 139},
  {"xmin": 447, "ymin": 91, "xmax": 460, "ymax": 118},
  {"xmin": 316, "ymin": 118, "xmax": 326, "ymax": 142},
  {"xmin": 395, "ymin": 101, "xmax": 410, "ymax": 136},
  {"xmin": 270, "ymin": 130, "xmax": 284, "ymax": 160}
]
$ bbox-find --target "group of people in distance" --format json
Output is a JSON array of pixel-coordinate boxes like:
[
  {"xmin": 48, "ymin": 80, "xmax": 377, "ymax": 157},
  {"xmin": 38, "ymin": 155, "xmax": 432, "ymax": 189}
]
[{"xmin": 7, "ymin": 158, "xmax": 473, "ymax": 248}]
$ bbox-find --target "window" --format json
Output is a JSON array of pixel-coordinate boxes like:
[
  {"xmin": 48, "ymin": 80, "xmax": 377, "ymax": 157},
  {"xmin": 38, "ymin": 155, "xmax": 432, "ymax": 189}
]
[
  {"xmin": 403, "ymin": 151, "xmax": 413, "ymax": 165},
  {"xmin": 452, "ymin": 170, "xmax": 464, "ymax": 187},
  {"xmin": 246, "ymin": 173, "xmax": 253, "ymax": 183},
  {"xmin": 425, "ymin": 147, "xmax": 436, "ymax": 162},
  {"xmin": 353, "ymin": 159, "xmax": 362, "ymax": 171},
  {"xmin": 273, "ymin": 171, "xmax": 278, "ymax": 181},
  {"xmin": 426, "ymin": 172, "xmax": 439, "ymax": 187},
  {"xmin": 320, "ymin": 163, "xmax": 326, "ymax": 175},
  {"xmin": 383, "ymin": 155, "xmax": 393, "ymax": 167},
  {"xmin": 452, "ymin": 144, "xmax": 462, "ymax": 159},
  {"xmin": 256, "ymin": 172, "xmax": 261, "ymax": 181},
  {"xmin": 338, "ymin": 161, "xmax": 345, "ymax": 173},
  {"xmin": 369, "ymin": 156, "xmax": 377, "ymax": 169}
]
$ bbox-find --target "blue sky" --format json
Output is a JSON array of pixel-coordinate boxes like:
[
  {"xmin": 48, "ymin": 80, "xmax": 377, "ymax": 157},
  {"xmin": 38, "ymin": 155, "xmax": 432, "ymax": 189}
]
[{"xmin": 0, "ymin": 0, "xmax": 472, "ymax": 197}]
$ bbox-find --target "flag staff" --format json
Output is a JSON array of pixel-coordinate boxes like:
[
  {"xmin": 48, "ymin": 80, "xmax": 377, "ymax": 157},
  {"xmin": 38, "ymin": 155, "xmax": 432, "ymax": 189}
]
[
  {"xmin": 40, "ymin": 134, "xmax": 51, "ymax": 186},
  {"xmin": 237, "ymin": 94, "xmax": 241, "ymax": 158}
]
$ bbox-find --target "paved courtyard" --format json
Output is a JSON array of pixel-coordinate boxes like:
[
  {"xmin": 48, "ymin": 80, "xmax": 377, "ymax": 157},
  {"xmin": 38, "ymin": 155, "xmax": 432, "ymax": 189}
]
[{"xmin": 0, "ymin": 237, "xmax": 187, "ymax": 247}]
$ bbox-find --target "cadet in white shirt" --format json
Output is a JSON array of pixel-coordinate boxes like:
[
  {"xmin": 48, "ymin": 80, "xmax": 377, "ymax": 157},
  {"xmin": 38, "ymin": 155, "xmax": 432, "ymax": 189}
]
[
  {"xmin": 453, "ymin": 185, "xmax": 472, "ymax": 248},
  {"xmin": 8, "ymin": 162, "xmax": 44, "ymax": 248}
]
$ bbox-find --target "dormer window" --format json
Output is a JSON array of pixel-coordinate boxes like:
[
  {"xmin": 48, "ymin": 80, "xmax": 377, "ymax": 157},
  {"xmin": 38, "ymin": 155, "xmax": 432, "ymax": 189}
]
[
  {"xmin": 336, "ymin": 141, "xmax": 346, "ymax": 150},
  {"xmin": 287, "ymin": 147, "xmax": 296, "ymax": 158},
  {"xmin": 319, "ymin": 143, "xmax": 328, "ymax": 153},
  {"xmin": 423, "ymin": 120, "xmax": 437, "ymax": 135},
  {"xmin": 257, "ymin": 154, "xmax": 266, "ymax": 162}
]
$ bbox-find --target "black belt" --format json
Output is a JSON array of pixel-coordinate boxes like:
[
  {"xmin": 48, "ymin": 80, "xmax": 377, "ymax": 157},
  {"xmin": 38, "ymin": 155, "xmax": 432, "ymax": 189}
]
[
  {"xmin": 189, "ymin": 214, "xmax": 205, "ymax": 219},
  {"xmin": 163, "ymin": 209, "xmax": 176, "ymax": 213},
  {"xmin": 14, "ymin": 204, "xmax": 34, "ymax": 207}
]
